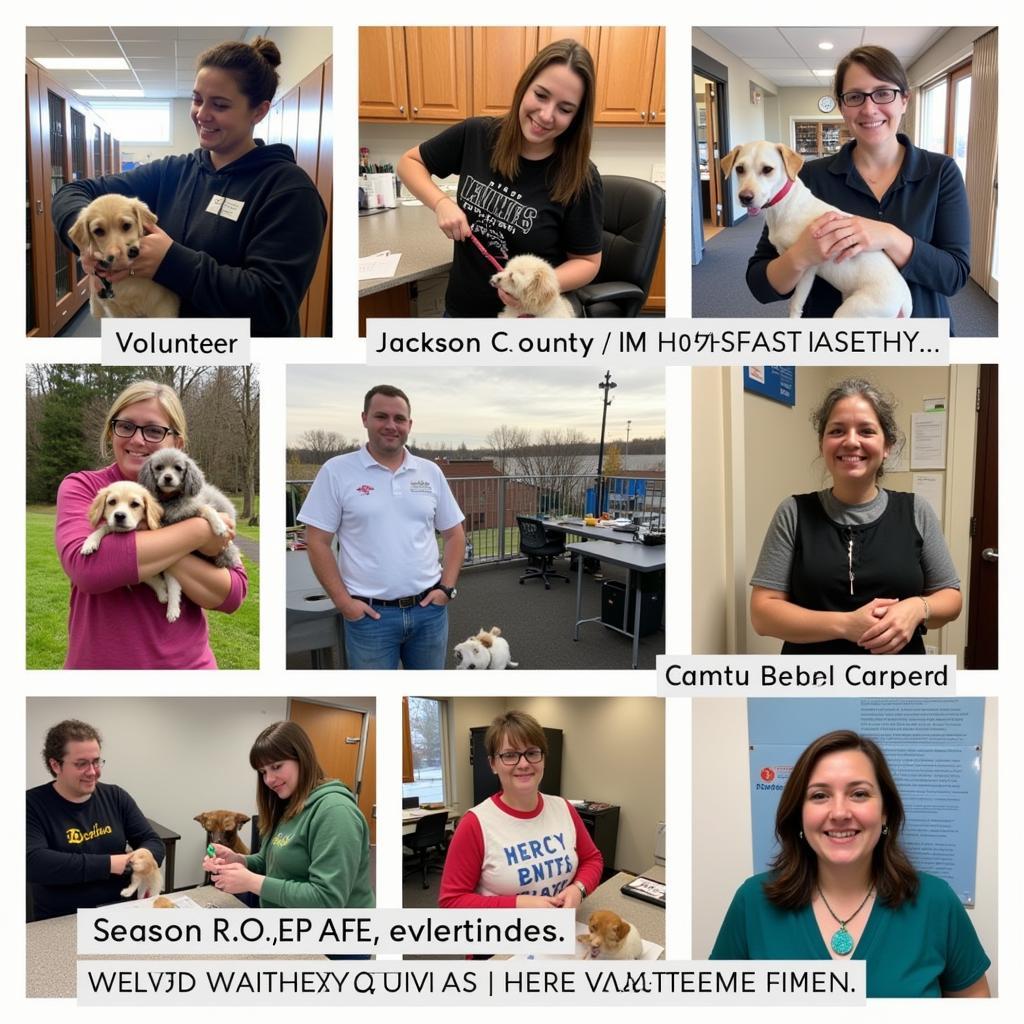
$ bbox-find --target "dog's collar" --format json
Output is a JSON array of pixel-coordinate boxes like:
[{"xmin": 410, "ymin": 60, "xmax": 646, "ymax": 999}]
[
  {"xmin": 517, "ymin": 314, "xmax": 536, "ymax": 318},
  {"xmin": 763, "ymin": 176, "xmax": 795, "ymax": 208}
]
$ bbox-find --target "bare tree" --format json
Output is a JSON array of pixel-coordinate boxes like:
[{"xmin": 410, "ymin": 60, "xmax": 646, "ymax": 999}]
[
  {"xmin": 232, "ymin": 366, "xmax": 260, "ymax": 522},
  {"xmin": 300, "ymin": 429, "xmax": 349, "ymax": 461},
  {"xmin": 514, "ymin": 428, "xmax": 592, "ymax": 516},
  {"xmin": 485, "ymin": 424, "xmax": 531, "ymax": 474}
]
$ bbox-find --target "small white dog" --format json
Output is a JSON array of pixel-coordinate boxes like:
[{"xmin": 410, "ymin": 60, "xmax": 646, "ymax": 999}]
[
  {"xmin": 453, "ymin": 626, "xmax": 518, "ymax": 670},
  {"xmin": 80, "ymin": 480, "xmax": 182, "ymax": 621},
  {"xmin": 721, "ymin": 141, "xmax": 912, "ymax": 318},
  {"xmin": 491, "ymin": 255, "xmax": 575, "ymax": 318}
]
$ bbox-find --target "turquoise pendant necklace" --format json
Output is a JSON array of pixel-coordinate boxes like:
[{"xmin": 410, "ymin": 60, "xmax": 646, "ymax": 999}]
[{"xmin": 817, "ymin": 884, "xmax": 873, "ymax": 956}]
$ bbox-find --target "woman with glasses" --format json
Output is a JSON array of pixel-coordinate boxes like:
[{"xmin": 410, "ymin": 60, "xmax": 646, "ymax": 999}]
[
  {"xmin": 746, "ymin": 46, "xmax": 970, "ymax": 330},
  {"xmin": 439, "ymin": 711, "xmax": 603, "ymax": 909},
  {"xmin": 54, "ymin": 380, "xmax": 248, "ymax": 669}
]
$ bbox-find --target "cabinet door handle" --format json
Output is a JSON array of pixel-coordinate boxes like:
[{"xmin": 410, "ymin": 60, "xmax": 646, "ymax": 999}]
[
  {"xmin": 981, "ymin": 548, "xmax": 999, "ymax": 562},
  {"xmin": 399, "ymin": 105, "xmax": 405, "ymax": 113},
  {"xmin": 36, "ymin": 200, "xmax": 44, "ymax": 214},
  {"xmin": 413, "ymin": 106, "xmax": 419, "ymax": 114},
  {"xmin": 640, "ymin": 111, "xmax": 646, "ymax": 120},
  {"xmin": 650, "ymin": 111, "xmax": 658, "ymax": 121}
]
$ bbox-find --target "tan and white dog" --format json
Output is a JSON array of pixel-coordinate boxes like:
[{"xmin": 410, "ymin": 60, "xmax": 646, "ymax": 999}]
[
  {"xmin": 585, "ymin": 910, "xmax": 643, "ymax": 959},
  {"xmin": 453, "ymin": 626, "xmax": 518, "ymax": 670},
  {"xmin": 721, "ymin": 141, "xmax": 912, "ymax": 318},
  {"xmin": 120, "ymin": 847, "xmax": 163, "ymax": 900}
]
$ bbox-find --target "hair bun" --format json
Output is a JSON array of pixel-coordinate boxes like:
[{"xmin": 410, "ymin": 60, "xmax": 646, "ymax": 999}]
[{"xmin": 251, "ymin": 36, "xmax": 281, "ymax": 68}]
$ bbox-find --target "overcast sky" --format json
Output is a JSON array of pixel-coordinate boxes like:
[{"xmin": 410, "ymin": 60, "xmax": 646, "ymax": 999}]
[{"xmin": 287, "ymin": 366, "xmax": 665, "ymax": 448}]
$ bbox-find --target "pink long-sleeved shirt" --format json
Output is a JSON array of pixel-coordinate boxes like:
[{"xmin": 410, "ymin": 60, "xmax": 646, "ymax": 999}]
[{"xmin": 55, "ymin": 464, "xmax": 248, "ymax": 669}]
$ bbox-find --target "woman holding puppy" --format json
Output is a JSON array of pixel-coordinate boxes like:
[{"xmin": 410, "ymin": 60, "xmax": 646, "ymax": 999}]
[
  {"xmin": 397, "ymin": 38, "xmax": 603, "ymax": 317},
  {"xmin": 203, "ymin": 721, "xmax": 374, "ymax": 910},
  {"xmin": 745, "ymin": 46, "xmax": 970, "ymax": 330},
  {"xmin": 54, "ymin": 379, "xmax": 248, "ymax": 669},
  {"xmin": 52, "ymin": 37, "xmax": 326, "ymax": 337},
  {"xmin": 439, "ymin": 711, "xmax": 603, "ymax": 909},
  {"xmin": 749, "ymin": 378, "xmax": 961, "ymax": 655}
]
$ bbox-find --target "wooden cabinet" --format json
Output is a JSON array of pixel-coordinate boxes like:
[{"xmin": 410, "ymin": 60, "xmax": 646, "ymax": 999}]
[
  {"xmin": 794, "ymin": 120, "xmax": 850, "ymax": 157},
  {"xmin": 358, "ymin": 27, "xmax": 409, "ymax": 121},
  {"xmin": 593, "ymin": 27, "xmax": 665, "ymax": 125},
  {"xmin": 643, "ymin": 232, "xmax": 666, "ymax": 312},
  {"xmin": 26, "ymin": 60, "xmax": 120, "ymax": 336},
  {"xmin": 472, "ymin": 27, "xmax": 537, "ymax": 116},
  {"xmin": 405, "ymin": 27, "xmax": 470, "ymax": 122}
]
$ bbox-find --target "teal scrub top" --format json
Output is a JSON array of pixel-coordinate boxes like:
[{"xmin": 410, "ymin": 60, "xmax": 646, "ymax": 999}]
[{"xmin": 710, "ymin": 871, "xmax": 990, "ymax": 998}]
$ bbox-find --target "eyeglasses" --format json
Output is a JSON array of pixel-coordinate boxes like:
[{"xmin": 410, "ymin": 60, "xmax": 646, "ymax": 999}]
[
  {"xmin": 839, "ymin": 88, "xmax": 903, "ymax": 108},
  {"xmin": 496, "ymin": 748, "xmax": 544, "ymax": 766},
  {"xmin": 64, "ymin": 758, "xmax": 105, "ymax": 771},
  {"xmin": 111, "ymin": 419, "xmax": 178, "ymax": 443}
]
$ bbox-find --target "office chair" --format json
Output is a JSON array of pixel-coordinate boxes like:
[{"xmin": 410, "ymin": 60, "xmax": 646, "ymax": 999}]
[
  {"xmin": 572, "ymin": 175, "xmax": 666, "ymax": 318},
  {"xmin": 516, "ymin": 516, "xmax": 570, "ymax": 588},
  {"xmin": 402, "ymin": 811, "xmax": 449, "ymax": 890}
]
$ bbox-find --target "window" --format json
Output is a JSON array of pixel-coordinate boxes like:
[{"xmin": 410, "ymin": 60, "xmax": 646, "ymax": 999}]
[
  {"xmin": 88, "ymin": 101, "xmax": 172, "ymax": 144},
  {"xmin": 403, "ymin": 697, "xmax": 449, "ymax": 804},
  {"xmin": 918, "ymin": 61, "xmax": 972, "ymax": 179}
]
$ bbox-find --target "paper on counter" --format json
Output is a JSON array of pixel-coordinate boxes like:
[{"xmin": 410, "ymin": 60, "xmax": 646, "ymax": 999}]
[
  {"xmin": 359, "ymin": 250, "xmax": 402, "ymax": 280},
  {"xmin": 109, "ymin": 894, "xmax": 202, "ymax": 910}
]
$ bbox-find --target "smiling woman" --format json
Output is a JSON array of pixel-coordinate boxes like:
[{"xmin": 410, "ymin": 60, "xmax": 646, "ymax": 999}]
[
  {"xmin": 711, "ymin": 730, "xmax": 991, "ymax": 998},
  {"xmin": 396, "ymin": 39, "xmax": 604, "ymax": 317}
]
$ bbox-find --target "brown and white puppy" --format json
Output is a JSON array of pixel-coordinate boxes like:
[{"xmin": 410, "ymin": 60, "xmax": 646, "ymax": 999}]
[
  {"xmin": 490, "ymin": 254, "xmax": 575, "ymax": 318},
  {"xmin": 152, "ymin": 896, "xmax": 176, "ymax": 908},
  {"xmin": 120, "ymin": 847, "xmax": 163, "ymax": 900},
  {"xmin": 67, "ymin": 195, "xmax": 180, "ymax": 319},
  {"xmin": 586, "ymin": 910, "xmax": 643, "ymax": 959},
  {"xmin": 453, "ymin": 626, "xmax": 518, "ymax": 670},
  {"xmin": 194, "ymin": 810, "xmax": 251, "ymax": 855},
  {"xmin": 80, "ymin": 481, "xmax": 182, "ymax": 621}
]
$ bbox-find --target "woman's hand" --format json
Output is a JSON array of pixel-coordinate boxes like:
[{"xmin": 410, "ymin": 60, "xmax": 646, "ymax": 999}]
[
  {"xmin": 841, "ymin": 598, "xmax": 900, "ymax": 643},
  {"xmin": 783, "ymin": 212, "xmax": 854, "ymax": 272},
  {"xmin": 434, "ymin": 196, "xmax": 471, "ymax": 242},
  {"xmin": 553, "ymin": 884, "xmax": 583, "ymax": 910},
  {"xmin": 811, "ymin": 213, "xmax": 899, "ymax": 264},
  {"xmin": 496, "ymin": 286, "xmax": 521, "ymax": 310},
  {"xmin": 857, "ymin": 598, "xmax": 926, "ymax": 654},
  {"xmin": 78, "ymin": 224, "xmax": 174, "ymax": 282},
  {"xmin": 208, "ymin": 861, "xmax": 263, "ymax": 896},
  {"xmin": 515, "ymin": 895, "xmax": 561, "ymax": 909},
  {"xmin": 196, "ymin": 513, "xmax": 236, "ymax": 558},
  {"xmin": 110, "ymin": 853, "xmax": 131, "ymax": 875},
  {"xmin": 202, "ymin": 843, "xmax": 245, "ymax": 870}
]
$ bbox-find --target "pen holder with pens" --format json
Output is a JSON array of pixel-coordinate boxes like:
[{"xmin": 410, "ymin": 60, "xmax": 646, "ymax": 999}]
[{"xmin": 359, "ymin": 173, "xmax": 397, "ymax": 209}]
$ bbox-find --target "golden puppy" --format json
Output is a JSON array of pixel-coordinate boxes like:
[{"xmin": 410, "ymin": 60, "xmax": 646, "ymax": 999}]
[
  {"xmin": 80, "ymin": 481, "xmax": 183, "ymax": 622},
  {"xmin": 586, "ymin": 910, "xmax": 643, "ymax": 959},
  {"xmin": 152, "ymin": 896, "xmax": 176, "ymax": 908},
  {"xmin": 120, "ymin": 847, "xmax": 163, "ymax": 900},
  {"xmin": 67, "ymin": 195, "xmax": 180, "ymax": 318},
  {"xmin": 194, "ymin": 810, "xmax": 251, "ymax": 855},
  {"xmin": 490, "ymin": 254, "xmax": 575, "ymax": 318}
]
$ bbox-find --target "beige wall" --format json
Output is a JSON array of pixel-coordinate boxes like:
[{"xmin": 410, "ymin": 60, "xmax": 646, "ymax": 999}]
[
  {"xmin": 906, "ymin": 27, "xmax": 992, "ymax": 86},
  {"xmin": 243, "ymin": 26, "xmax": 333, "ymax": 98},
  {"xmin": 444, "ymin": 697, "xmax": 665, "ymax": 875},
  {"xmin": 777, "ymin": 87, "xmax": 844, "ymax": 148},
  {"xmin": 691, "ymin": 698, "xmax": 999, "ymax": 994}
]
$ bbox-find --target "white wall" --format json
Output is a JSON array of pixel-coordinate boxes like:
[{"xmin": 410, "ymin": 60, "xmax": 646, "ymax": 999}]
[
  {"xmin": 906, "ymin": 27, "xmax": 993, "ymax": 87},
  {"xmin": 691, "ymin": 698, "xmax": 999, "ymax": 995},
  {"xmin": 27, "ymin": 697, "xmax": 288, "ymax": 889}
]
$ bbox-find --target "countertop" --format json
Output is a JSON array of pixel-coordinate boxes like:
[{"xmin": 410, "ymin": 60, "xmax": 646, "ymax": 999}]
[
  {"xmin": 359, "ymin": 203, "xmax": 452, "ymax": 296},
  {"xmin": 578, "ymin": 864, "xmax": 666, "ymax": 955}
]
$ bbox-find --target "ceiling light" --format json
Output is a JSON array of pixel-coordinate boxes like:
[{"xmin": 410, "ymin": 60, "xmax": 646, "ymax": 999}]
[
  {"xmin": 813, "ymin": 70, "xmax": 835, "ymax": 77},
  {"xmin": 76, "ymin": 89, "xmax": 145, "ymax": 98},
  {"xmin": 35, "ymin": 57, "xmax": 131, "ymax": 71},
  {"xmin": 818, "ymin": 42, "xmax": 834, "ymax": 51}
]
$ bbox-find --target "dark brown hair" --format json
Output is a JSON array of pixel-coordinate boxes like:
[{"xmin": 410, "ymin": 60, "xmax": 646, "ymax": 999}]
[
  {"xmin": 484, "ymin": 710, "xmax": 547, "ymax": 759},
  {"xmin": 834, "ymin": 46, "xmax": 910, "ymax": 104},
  {"xmin": 197, "ymin": 36, "xmax": 281, "ymax": 107},
  {"xmin": 363, "ymin": 384, "xmax": 411, "ymax": 416},
  {"xmin": 249, "ymin": 721, "xmax": 327, "ymax": 839},
  {"xmin": 43, "ymin": 720, "xmax": 101, "ymax": 776},
  {"xmin": 490, "ymin": 39, "xmax": 597, "ymax": 205},
  {"xmin": 763, "ymin": 730, "xmax": 919, "ymax": 909},
  {"xmin": 811, "ymin": 377, "xmax": 903, "ymax": 479}
]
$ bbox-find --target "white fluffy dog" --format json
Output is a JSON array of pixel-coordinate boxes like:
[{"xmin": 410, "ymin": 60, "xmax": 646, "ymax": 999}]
[
  {"xmin": 721, "ymin": 141, "xmax": 912, "ymax": 318},
  {"xmin": 453, "ymin": 626, "xmax": 518, "ymax": 670},
  {"xmin": 491, "ymin": 255, "xmax": 575, "ymax": 318}
]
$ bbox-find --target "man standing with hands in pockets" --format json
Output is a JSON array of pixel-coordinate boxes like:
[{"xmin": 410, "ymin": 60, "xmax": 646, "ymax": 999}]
[{"xmin": 299, "ymin": 385, "xmax": 465, "ymax": 669}]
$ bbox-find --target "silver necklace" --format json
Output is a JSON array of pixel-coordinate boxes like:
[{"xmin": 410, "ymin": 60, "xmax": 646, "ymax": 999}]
[{"xmin": 817, "ymin": 883, "xmax": 873, "ymax": 955}]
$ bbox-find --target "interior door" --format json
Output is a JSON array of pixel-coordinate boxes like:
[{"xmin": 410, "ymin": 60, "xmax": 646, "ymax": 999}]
[{"xmin": 705, "ymin": 83, "xmax": 722, "ymax": 228}]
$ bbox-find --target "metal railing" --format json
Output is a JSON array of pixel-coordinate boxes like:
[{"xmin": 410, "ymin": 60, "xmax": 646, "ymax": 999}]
[{"xmin": 287, "ymin": 474, "xmax": 666, "ymax": 566}]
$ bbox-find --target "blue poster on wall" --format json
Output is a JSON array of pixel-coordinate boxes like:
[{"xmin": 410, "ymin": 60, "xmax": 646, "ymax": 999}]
[
  {"xmin": 743, "ymin": 366, "xmax": 795, "ymax": 406},
  {"xmin": 747, "ymin": 699, "xmax": 985, "ymax": 905}
]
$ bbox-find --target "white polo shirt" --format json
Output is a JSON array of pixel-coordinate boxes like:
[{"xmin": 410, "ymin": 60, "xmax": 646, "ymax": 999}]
[{"xmin": 298, "ymin": 446, "xmax": 464, "ymax": 599}]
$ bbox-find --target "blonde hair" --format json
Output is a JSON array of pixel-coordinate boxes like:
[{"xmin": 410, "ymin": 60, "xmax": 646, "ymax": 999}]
[{"xmin": 100, "ymin": 380, "xmax": 188, "ymax": 459}]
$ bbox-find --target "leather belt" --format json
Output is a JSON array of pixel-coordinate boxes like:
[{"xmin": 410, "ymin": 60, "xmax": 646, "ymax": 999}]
[{"xmin": 350, "ymin": 583, "xmax": 439, "ymax": 608}]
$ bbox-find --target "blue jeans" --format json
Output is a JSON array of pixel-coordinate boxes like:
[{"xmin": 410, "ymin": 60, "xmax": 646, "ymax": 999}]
[{"xmin": 343, "ymin": 602, "xmax": 448, "ymax": 669}]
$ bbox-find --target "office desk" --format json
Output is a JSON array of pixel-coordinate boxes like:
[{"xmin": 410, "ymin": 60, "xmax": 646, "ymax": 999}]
[
  {"xmin": 402, "ymin": 806, "xmax": 460, "ymax": 836},
  {"xmin": 566, "ymin": 540, "xmax": 666, "ymax": 669},
  {"xmin": 286, "ymin": 549, "xmax": 344, "ymax": 668},
  {"xmin": 578, "ymin": 864, "xmax": 665, "ymax": 955},
  {"xmin": 26, "ymin": 886, "xmax": 325, "ymax": 998},
  {"xmin": 539, "ymin": 519, "xmax": 639, "ymax": 544},
  {"xmin": 360, "ymin": 203, "xmax": 452, "ymax": 298}
]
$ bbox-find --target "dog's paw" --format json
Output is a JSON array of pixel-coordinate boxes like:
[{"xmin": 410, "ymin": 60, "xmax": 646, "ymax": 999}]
[
  {"xmin": 119, "ymin": 886, "xmax": 133, "ymax": 898},
  {"xmin": 80, "ymin": 539, "xmax": 98, "ymax": 555},
  {"xmin": 166, "ymin": 603, "xmax": 181, "ymax": 623}
]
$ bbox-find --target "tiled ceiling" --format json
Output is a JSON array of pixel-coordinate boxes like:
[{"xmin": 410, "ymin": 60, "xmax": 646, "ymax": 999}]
[
  {"xmin": 26, "ymin": 26, "xmax": 249, "ymax": 98},
  {"xmin": 699, "ymin": 27, "xmax": 949, "ymax": 89}
]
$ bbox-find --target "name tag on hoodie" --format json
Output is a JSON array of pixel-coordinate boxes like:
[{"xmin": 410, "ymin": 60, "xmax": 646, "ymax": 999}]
[{"xmin": 205, "ymin": 195, "xmax": 245, "ymax": 221}]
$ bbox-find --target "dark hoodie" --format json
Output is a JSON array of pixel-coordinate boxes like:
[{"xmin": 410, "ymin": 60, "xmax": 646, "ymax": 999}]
[{"xmin": 52, "ymin": 142, "xmax": 327, "ymax": 337}]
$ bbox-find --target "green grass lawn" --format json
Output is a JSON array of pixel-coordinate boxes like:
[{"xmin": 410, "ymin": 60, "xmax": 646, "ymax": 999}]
[{"xmin": 27, "ymin": 504, "xmax": 259, "ymax": 670}]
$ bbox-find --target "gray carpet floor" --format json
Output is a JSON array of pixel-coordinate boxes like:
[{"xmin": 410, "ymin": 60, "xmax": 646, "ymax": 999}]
[{"xmin": 692, "ymin": 214, "xmax": 998, "ymax": 337}]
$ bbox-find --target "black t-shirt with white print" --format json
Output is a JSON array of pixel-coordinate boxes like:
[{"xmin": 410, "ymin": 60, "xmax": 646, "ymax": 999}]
[{"xmin": 418, "ymin": 117, "xmax": 603, "ymax": 317}]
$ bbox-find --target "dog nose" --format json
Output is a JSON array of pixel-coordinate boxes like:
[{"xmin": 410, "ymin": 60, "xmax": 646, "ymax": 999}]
[
  {"xmin": 738, "ymin": 191, "xmax": 754, "ymax": 206},
  {"xmin": 114, "ymin": 511, "xmax": 126, "ymax": 522},
  {"xmin": 127, "ymin": 245, "xmax": 139, "ymax": 259},
  {"xmin": 102, "ymin": 254, "xmax": 116, "ymax": 265}
]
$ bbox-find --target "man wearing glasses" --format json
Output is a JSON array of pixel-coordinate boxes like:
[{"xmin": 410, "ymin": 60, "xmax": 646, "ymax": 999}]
[{"xmin": 27, "ymin": 719, "xmax": 164, "ymax": 920}]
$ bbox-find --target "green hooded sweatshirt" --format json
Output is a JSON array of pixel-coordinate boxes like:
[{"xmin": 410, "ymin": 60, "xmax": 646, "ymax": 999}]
[{"xmin": 246, "ymin": 780, "xmax": 374, "ymax": 908}]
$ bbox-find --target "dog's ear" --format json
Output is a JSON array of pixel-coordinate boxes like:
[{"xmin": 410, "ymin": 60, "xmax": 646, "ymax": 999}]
[
  {"xmin": 87, "ymin": 489, "xmax": 109, "ymax": 527},
  {"xmin": 720, "ymin": 146, "xmax": 741, "ymax": 178},
  {"xmin": 234, "ymin": 813, "xmax": 251, "ymax": 826},
  {"xmin": 523, "ymin": 263, "xmax": 558, "ymax": 313},
  {"xmin": 615, "ymin": 919, "xmax": 630, "ymax": 941},
  {"xmin": 777, "ymin": 144, "xmax": 804, "ymax": 181},
  {"xmin": 67, "ymin": 209, "xmax": 92, "ymax": 253},
  {"xmin": 137, "ymin": 456, "xmax": 156, "ymax": 494},
  {"xmin": 180, "ymin": 457, "xmax": 203, "ymax": 497},
  {"xmin": 489, "ymin": 626, "xmax": 502, "ymax": 637},
  {"xmin": 478, "ymin": 631, "xmax": 494, "ymax": 649},
  {"xmin": 143, "ymin": 493, "xmax": 164, "ymax": 532},
  {"xmin": 133, "ymin": 198, "xmax": 159, "ymax": 234}
]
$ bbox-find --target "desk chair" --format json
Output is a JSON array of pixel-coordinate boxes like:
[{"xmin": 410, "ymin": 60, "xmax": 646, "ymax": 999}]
[
  {"xmin": 517, "ymin": 516, "xmax": 570, "ymax": 589},
  {"xmin": 402, "ymin": 811, "xmax": 449, "ymax": 890},
  {"xmin": 572, "ymin": 175, "xmax": 666, "ymax": 318}
]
